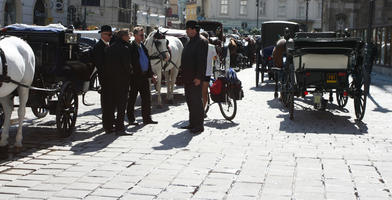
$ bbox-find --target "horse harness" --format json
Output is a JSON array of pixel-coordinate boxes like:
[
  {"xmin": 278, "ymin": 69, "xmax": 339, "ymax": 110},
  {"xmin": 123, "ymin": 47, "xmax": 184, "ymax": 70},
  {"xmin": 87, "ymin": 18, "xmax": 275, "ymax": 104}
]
[{"xmin": 149, "ymin": 39, "xmax": 179, "ymax": 71}]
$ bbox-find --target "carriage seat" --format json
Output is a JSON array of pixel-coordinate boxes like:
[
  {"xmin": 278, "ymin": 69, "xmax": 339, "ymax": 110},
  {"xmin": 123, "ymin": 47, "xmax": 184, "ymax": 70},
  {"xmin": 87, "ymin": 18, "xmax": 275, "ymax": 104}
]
[{"xmin": 293, "ymin": 54, "xmax": 349, "ymax": 71}]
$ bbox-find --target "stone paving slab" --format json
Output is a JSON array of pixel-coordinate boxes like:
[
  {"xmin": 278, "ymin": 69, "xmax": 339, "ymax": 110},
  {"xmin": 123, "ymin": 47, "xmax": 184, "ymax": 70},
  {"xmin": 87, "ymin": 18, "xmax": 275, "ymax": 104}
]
[{"xmin": 1, "ymin": 67, "xmax": 392, "ymax": 199}]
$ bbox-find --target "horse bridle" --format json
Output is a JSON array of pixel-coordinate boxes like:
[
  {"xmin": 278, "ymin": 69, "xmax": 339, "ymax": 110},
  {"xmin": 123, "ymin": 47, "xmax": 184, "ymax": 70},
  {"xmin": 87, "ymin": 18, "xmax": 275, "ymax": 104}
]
[{"xmin": 149, "ymin": 38, "xmax": 178, "ymax": 70}]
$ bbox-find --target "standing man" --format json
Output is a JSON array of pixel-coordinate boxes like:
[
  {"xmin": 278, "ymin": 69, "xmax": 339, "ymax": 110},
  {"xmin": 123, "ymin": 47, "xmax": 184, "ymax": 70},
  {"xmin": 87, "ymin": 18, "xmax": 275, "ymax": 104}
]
[
  {"xmin": 103, "ymin": 29, "xmax": 133, "ymax": 135},
  {"xmin": 91, "ymin": 25, "xmax": 113, "ymax": 133},
  {"xmin": 180, "ymin": 21, "xmax": 208, "ymax": 134},
  {"xmin": 127, "ymin": 27, "xmax": 158, "ymax": 125}
]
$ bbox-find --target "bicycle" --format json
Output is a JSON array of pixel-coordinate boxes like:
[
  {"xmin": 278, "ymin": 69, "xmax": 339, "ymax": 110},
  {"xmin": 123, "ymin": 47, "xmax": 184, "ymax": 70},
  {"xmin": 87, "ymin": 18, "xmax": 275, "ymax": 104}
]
[{"xmin": 204, "ymin": 62, "xmax": 237, "ymax": 121}]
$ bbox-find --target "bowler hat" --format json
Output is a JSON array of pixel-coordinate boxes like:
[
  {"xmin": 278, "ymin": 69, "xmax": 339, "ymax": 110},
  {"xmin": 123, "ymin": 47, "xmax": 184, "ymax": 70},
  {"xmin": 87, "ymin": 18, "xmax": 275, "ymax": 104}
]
[
  {"xmin": 99, "ymin": 25, "xmax": 112, "ymax": 33},
  {"xmin": 185, "ymin": 20, "xmax": 200, "ymax": 29}
]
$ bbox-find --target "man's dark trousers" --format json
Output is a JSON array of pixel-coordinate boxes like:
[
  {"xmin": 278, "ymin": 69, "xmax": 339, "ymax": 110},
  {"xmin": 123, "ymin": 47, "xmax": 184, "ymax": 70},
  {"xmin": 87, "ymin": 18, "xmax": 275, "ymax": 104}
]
[
  {"xmin": 127, "ymin": 75, "xmax": 152, "ymax": 122},
  {"xmin": 102, "ymin": 80, "xmax": 129, "ymax": 131},
  {"xmin": 184, "ymin": 83, "xmax": 204, "ymax": 129}
]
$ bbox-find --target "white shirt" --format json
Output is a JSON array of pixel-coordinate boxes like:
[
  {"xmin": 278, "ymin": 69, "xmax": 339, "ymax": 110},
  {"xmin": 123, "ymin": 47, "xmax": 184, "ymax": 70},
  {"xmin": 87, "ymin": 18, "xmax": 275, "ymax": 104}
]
[{"xmin": 206, "ymin": 44, "xmax": 217, "ymax": 76}]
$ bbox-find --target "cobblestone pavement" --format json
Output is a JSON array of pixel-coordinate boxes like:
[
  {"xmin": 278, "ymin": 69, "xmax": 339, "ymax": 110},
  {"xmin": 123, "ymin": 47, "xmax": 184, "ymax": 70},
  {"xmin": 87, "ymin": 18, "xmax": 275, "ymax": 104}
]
[{"xmin": 0, "ymin": 66, "xmax": 392, "ymax": 200}]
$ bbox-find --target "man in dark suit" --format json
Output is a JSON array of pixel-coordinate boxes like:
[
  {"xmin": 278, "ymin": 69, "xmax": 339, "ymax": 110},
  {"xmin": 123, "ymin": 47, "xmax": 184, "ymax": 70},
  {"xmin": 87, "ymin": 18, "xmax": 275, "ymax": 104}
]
[
  {"xmin": 103, "ymin": 29, "xmax": 133, "ymax": 135},
  {"xmin": 127, "ymin": 27, "xmax": 158, "ymax": 125},
  {"xmin": 91, "ymin": 25, "xmax": 113, "ymax": 133},
  {"xmin": 180, "ymin": 21, "xmax": 209, "ymax": 134}
]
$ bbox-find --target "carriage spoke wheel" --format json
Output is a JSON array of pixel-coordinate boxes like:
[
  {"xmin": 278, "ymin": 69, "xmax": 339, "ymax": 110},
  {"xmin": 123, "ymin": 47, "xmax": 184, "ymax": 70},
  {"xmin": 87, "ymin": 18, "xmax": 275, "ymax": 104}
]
[
  {"xmin": 32, "ymin": 106, "xmax": 49, "ymax": 118},
  {"xmin": 354, "ymin": 66, "xmax": 369, "ymax": 121},
  {"xmin": 218, "ymin": 91, "xmax": 237, "ymax": 121},
  {"xmin": 56, "ymin": 82, "xmax": 78, "ymax": 138},
  {"xmin": 0, "ymin": 105, "xmax": 4, "ymax": 129},
  {"xmin": 336, "ymin": 90, "xmax": 348, "ymax": 108}
]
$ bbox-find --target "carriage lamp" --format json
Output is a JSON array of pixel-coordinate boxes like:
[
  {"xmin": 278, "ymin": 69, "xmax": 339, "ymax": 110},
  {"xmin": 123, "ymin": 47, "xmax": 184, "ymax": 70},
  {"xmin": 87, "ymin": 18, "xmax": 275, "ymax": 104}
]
[{"xmin": 65, "ymin": 33, "xmax": 79, "ymax": 44}]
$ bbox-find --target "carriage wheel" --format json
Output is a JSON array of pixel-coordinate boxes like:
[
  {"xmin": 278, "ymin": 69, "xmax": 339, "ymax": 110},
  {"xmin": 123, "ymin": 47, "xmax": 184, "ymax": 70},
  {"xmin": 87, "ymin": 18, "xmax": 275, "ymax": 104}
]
[
  {"xmin": 56, "ymin": 82, "xmax": 78, "ymax": 138},
  {"xmin": 354, "ymin": 66, "xmax": 369, "ymax": 121},
  {"xmin": 218, "ymin": 91, "xmax": 237, "ymax": 121},
  {"xmin": 31, "ymin": 106, "xmax": 49, "ymax": 118},
  {"xmin": 0, "ymin": 105, "xmax": 4, "ymax": 129},
  {"xmin": 336, "ymin": 90, "xmax": 348, "ymax": 108},
  {"xmin": 89, "ymin": 71, "xmax": 100, "ymax": 92},
  {"xmin": 288, "ymin": 65, "xmax": 295, "ymax": 120}
]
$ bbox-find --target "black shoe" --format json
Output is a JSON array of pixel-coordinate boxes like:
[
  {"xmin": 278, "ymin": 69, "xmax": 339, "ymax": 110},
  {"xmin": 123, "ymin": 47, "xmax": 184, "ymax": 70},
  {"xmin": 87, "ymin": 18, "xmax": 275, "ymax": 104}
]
[
  {"xmin": 190, "ymin": 128, "xmax": 204, "ymax": 134},
  {"xmin": 115, "ymin": 130, "xmax": 133, "ymax": 136},
  {"xmin": 180, "ymin": 125, "xmax": 193, "ymax": 129},
  {"xmin": 143, "ymin": 120, "xmax": 158, "ymax": 125}
]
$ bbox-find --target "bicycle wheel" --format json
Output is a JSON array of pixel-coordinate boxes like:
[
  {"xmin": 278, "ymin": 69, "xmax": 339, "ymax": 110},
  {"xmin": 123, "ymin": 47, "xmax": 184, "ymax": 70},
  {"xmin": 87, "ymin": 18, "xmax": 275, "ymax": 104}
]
[
  {"xmin": 204, "ymin": 91, "xmax": 211, "ymax": 114},
  {"xmin": 218, "ymin": 93, "xmax": 237, "ymax": 121}
]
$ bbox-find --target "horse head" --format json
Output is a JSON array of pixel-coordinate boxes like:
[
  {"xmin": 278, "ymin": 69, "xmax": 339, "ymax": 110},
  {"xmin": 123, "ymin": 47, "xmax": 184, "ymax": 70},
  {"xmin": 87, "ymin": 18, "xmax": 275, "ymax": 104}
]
[{"xmin": 145, "ymin": 30, "xmax": 170, "ymax": 63}]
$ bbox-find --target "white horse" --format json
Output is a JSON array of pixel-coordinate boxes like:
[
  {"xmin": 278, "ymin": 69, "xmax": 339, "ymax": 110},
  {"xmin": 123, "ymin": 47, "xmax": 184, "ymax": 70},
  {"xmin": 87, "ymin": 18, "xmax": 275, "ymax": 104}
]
[
  {"xmin": 144, "ymin": 29, "xmax": 184, "ymax": 106},
  {"xmin": 0, "ymin": 36, "xmax": 35, "ymax": 148}
]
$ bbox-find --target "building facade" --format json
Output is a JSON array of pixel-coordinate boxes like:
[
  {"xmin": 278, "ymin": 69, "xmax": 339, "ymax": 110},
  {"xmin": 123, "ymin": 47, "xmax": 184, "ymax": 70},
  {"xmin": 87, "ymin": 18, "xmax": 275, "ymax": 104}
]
[
  {"xmin": 1, "ymin": 0, "xmax": 68, "ymax": 27},
  {"xmin": 185, "ymin": 0, "xmax": 322, "ymax": 33},
  {"xmin": 67, "ymin": 0, "xmax": 166, "ymax": 29},
  {"xmin": 322, "ymin": 0, "xmax": 392, "ymax": 31}
]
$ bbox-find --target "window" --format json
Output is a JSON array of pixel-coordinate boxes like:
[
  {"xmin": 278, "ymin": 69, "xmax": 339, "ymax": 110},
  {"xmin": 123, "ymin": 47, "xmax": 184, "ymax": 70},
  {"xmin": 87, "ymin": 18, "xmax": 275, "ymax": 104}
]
[
  {"xmin": 220, "ymin": 0, "xmax": 228, "ymax": 15},
  {"xmin": 259, "ymin": 0, "xmax": 266, "ymax": 16},
  {"xmin": 277, "ymin": 0, "xmax": 287, "ymax": 17},
  {"xmin": 118, "ymin": 0, "xmax": 132, "ymax": 23},
  {"xmin": 82, "ymin": 0, "xmax": 100, "ymax": 6},
  {"xmin": 297, "ymin": 2, "xmax": 305, "ymax": 18},
  {"xmin": 240, "ymin": 0, "xmax": 247, "ymax": 15},
  {"xmin": 318, "ymin": 1, "xmax": 322, "ymax": 18},
  {"xmin": 119, "ymin": 0, "xmax": 132, "ymax": 9}
]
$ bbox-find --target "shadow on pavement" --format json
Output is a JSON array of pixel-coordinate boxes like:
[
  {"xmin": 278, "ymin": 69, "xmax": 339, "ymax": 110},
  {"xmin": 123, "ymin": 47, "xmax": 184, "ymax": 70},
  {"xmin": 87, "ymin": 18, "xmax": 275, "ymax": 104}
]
[
  {"xmin": 368, "ymin": 94, "xmax": 392, "ymax": 113},
  {"xmin": 204, "ymin": 119, "xmax": 239, "ymax": 130},
  {"xmin": 0, "ymin": 118, "xmax": 108, "ymax": 163},
  {"xmin": 278, "ymin": 109, "xmax": 368, "ymax": 135},
  {"xmin": 152, "ymin": 130, "xmax": 198, "ymax": 150},
  {"xmin": 267, "ymin": 96, "xmax": 368, "ymax": 135},
  {"xmin": 250, "ymin": 82, "xmax": 276, "ymax": 92}
]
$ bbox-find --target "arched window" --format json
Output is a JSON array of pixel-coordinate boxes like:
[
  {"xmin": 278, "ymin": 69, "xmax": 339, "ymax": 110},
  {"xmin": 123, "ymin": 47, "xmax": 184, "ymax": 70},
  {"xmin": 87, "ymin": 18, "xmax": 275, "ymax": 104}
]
[{"xmin": 4, "ymin": 0, "xmax": 16, "ymax": 26}]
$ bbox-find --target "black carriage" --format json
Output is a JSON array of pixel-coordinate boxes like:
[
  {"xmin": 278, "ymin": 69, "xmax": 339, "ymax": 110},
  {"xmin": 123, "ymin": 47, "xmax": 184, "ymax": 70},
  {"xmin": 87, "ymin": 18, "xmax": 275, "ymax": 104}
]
[
  {"xmin": 256, "ymin": 21, "xmax": 300, "ymax": 87},
  {"xmin": 278, "ymin": 32, "xmax": 370, "ymax": 121},
  {"xmin": 0, "ymin": 24, "xmax": 95, "ymax": 137}
]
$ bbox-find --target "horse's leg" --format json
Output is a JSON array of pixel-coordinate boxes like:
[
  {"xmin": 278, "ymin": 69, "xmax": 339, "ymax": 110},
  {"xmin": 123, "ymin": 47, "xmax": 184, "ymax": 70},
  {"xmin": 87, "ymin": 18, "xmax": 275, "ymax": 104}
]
[
  {"xmin": 164, "ymin": 70, "xmax": 171, "ymax": 102},
  {"xmin": 0, "ymin": 96, "xmax": 13, "ymax": 147},
  {"xmin": 15, "ymin": 87, "xmax": 29, "ymax": 148},
  {"xmin": 156, "ymin": 71, "xmax": 162, "ymax": 106},
  {"xmin": 170, "ymin": 67, "xmax": 179, "ymax": 102}
]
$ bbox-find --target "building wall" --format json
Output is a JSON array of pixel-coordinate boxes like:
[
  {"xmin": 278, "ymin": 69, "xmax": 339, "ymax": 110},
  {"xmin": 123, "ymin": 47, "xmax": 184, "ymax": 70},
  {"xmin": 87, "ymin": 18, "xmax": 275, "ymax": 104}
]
[
  {"xmin": 204, "ymin": 0, "xmax": 322, "ymax": 32},
  {"xmin": 1, "ymin": 0, "xmax": 67, "ymax": 27},
  {"xmin": 322, "ymin": 0, "xmax": 392, "ymax": 31},
  {"xmin": 66, "ymin": 0, "xmax": 165, "ymax": 29}
]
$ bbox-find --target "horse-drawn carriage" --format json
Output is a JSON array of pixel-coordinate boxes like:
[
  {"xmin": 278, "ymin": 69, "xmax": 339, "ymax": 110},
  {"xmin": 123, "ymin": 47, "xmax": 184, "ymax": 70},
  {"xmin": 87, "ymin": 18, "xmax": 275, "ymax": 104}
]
[
  {"xmin": 0, "ymin": 24, "xmax": 95, "ymax": 138},
  {"xmin": 256, "ymin": 21, "xmax": 300, "ymax": 86},
  {"xmin": 277, "ymin": 31, "xmax": 370, "ymax": 121}
]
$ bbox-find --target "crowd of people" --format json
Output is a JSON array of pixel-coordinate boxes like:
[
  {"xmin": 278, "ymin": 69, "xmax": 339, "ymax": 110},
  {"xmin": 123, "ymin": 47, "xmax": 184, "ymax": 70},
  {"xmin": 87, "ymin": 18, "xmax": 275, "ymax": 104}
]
[{"xmin": 91, "ymin": 20, "xmax": 213, "ymax": 135}]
